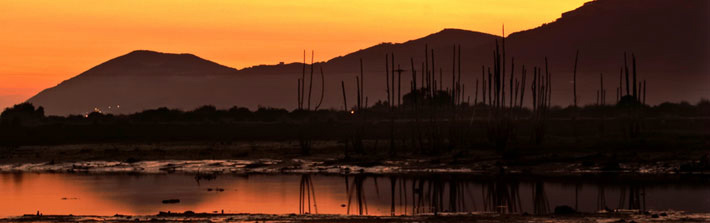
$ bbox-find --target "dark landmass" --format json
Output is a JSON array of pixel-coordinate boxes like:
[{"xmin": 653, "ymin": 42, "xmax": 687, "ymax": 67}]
[
  {"xmin": 0, "ymin": 101, "xmax": 708, "ymax": 176},
  {"xmin": 27, "ymin": 0, "xmax": 710, "ymax": 115}
]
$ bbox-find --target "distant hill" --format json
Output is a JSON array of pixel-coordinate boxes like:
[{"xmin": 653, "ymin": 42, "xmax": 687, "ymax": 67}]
[
  {"xmin": 27, "ymin": 51, "xmax": 243, "ymax": 115},
  {"xmin": 28, "ymin": 0, "xmax": 709, "ymax": 115},
  {"xmin": 505, "ymin": 0, "xmax": 710, "ymax": 105}
]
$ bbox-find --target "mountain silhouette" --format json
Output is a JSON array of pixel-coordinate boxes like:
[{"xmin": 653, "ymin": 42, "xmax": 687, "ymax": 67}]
[
  {"xmin": 75, "ymin": 50, "xmax": 238, "ymax": 78},
  {"xmin": 28, "ymin": 0, "xmax": 709, "ymax": 115}
]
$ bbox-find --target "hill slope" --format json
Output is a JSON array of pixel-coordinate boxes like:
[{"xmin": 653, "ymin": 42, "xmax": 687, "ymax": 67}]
[{"xmin": 27, "ymin": 0, "xmax": 710, "ymax": 115}]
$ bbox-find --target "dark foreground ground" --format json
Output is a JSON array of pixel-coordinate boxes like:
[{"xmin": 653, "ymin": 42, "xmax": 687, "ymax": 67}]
[
  {"xmin": 0, "ymin": 115, "xmax": 708, "ymax": 222},
  {"xmin": 3, "ymin": 211, "xmax": 710, "ymax": 223}
]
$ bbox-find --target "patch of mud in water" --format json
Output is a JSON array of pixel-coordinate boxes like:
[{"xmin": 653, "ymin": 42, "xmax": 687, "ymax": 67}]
[
  {"xmin": 0, "ymin": 159, "xmax": 708, "ymax": 176},
  {"xmin": 0, "ymin": 159, "xmax": 476, "ymax": 174}
]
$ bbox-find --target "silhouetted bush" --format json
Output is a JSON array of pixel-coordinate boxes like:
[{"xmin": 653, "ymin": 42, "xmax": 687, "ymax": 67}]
[
  {"xmin": 0, "ymin": 101, "xmax": 706, "ymax": 146},
  {"xmin": 1, "ymin": 103, "xmax": 44, "ymax": 126}
]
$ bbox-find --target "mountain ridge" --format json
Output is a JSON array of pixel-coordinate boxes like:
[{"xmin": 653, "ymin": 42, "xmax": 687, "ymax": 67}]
[{"xmin": 27, "ymin": 0, "xmax": 710, "ymax": 115}]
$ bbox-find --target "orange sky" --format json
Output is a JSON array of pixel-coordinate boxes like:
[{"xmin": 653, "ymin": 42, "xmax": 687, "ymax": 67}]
[{"xmin": 0, "ymin": 0, "xmax": 589, "ymax": 109}]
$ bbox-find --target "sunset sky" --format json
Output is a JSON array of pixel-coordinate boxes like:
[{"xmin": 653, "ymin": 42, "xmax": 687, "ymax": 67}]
[{"xmin": 0, "ymin": 0, "xmax": 589, "ymax": 109}]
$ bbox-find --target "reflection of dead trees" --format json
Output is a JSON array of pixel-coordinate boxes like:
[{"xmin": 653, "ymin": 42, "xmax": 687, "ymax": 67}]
[
  {"xmin": 574, "ymin": 183, "xmax": 581, "ymax": 211},
  {"xmin": 389, "ymin": 176, "xmax": 410, "ymax": 216},
  {"xmin": 331, "ymin": 175, "xmax": 655, "ymax": 216},
  {"xmin": 409, "ymin": 177, "xmax": 471, "ymax": 215},
  {"xmin": 617, "ymin": 185, "xmax": 646, "ymax": 212},
  {"xmin": 299, "ymin": 174, "xmax": 318, "ymax": 214},
  {"xmin": 346, "ymin": 175, "xmax": 368, "ymax": 215},
  {"xmin": 430, "ymin": 178, "xmax": 445, "ymax": 214},
  {"xmin": 325, "ymin": 176, "xmax": 475, "ymax": 216},
  {"xmin": 483, "ymin": 179, "xmax": 522, "ymax": 213},
  {"xmin": 447, "ymin": 179, "xmax": 469, "ymax": 213},
  {"xmin": 531, "ymin": 181, "xmax": 550, "ymax": 215},
  {"xmin": 597, "ymin": 185, "xmax": 607, "ymax": 211}
]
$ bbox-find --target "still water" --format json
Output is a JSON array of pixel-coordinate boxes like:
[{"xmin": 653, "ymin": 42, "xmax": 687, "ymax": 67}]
[{"xmin": 1, "ymin": 173, "xmax": 709, "ymax": 217}]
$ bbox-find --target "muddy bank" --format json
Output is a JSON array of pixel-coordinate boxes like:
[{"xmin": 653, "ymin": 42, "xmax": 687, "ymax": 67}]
[
  {"xmin": 1, "ymin": 157, "xmax": 708, "ymax": 176},
  {"xmin": 0, "ymin": 142, "xmax": 708, "ymax": 176},
  {"xmin": 2, "ymin": 211, "xmax": 709, "ymax": 223}
]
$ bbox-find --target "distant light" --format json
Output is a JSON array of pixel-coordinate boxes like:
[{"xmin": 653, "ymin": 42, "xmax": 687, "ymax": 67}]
[{"xmin": 350, "ymin": 110, "xmax": 355, "ymax": 114}]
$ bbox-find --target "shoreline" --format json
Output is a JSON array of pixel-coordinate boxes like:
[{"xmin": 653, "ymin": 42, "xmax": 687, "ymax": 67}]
[
  {"xmin": 2, "ymin": 142, "xmax": 709, "ymax": 223},
  {"xmin": 1, "ymin": 141, "xmax": 709, "ymax": 176},
  {"xmin": 2, "ymin": 140, "xmax": 710, "ymax": 177},
  {"xmin": 1, "ymin": 158, "xmax": 709, "ymax": 177},
  {"xmin": 2, "ymin": 211, "xmax": 709, "ymax": 223}
]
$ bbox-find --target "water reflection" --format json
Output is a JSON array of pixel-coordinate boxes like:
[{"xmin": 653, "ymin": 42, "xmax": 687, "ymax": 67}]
[
  {"xmin": 298, "ymin": 174, "xmax": 317, "ymax": 214},
  {"xmin": 345, "ymin": 175, "xmax": 368, "ymax": 215},
  {"xmin": 0, "ymin": 173, "xmax": 708, "ymax": 217}
]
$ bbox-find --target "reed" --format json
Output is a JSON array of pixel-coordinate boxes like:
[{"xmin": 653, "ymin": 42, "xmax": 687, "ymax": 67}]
[
  {"xmin": 531, "ymin": 58, "xmax": 552, "ymax": 145},
  {"xmin": 398, "ymin": 65, "xmax": 402, "ymax": 107},
  {"xmin": 314, "ymin": 67, "xmax": 325, "ymax": 110},
  {"xmin": 356, "ymin": 76, "xmax": 361, "ymax": 111},
  {"xmin": 385, "ymin": 54, "xmax": 391, "ymax": 107},
  {"xmin": 532, "ymin": 181, "xmax": 550, "ymax": 215},
  {"xmin": 360, "ymin": 58, "xmax": 365, "ymax": 109},
  {"xmin": 481, "ymin": 66, "xmax": 486, "ymax": 105},
  {"xmin": 519, "ymin": 66, "xmax": 526, "ymax": 107},
  {"xmin": 301, "ymin": 50, "xmax": 306, "ymax": 109},
  {"xmin": 624, "ymin": 53, "xmax": 630, "ymax": 96},
  {"xmin": 632, "ymin": 54, "xmax": 637, "ymax": 100},
  {"xmin": 295, "ymin": 50, "xmax": 317, "ymax": 154},
  {"xmin": 573, "ymin": 50, "xmax": 579, "ymax": 108},
  {"xmin": 486, "ymin": 38, "xmax": 517, "ymax": 153},
  {"xmin": 474, "ymin": 79, "xmax": 479, "ymax": 105},
  {"xmin": 620, "ymin": 53, "xmax": 643, "ymax": 138},
  {"xmin": 307, "ymin": 51, "xmax": 314, "ymax": 110},
  {"xmin": 341, "ymin": 81, "xmax": 348, "ymax": 111},
  {"xmin": 457, "ymin": 45, "xmax": 462, "ymax": 106}
]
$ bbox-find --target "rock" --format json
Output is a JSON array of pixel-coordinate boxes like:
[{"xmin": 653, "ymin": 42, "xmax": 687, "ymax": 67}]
[{"xmin": 554, "ymin": 205, "xmax": 576, "ymax": 215}]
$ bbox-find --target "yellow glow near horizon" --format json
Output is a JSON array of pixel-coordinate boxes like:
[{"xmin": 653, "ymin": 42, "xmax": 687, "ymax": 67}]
[{"xmin": 0, "ymin": 0, "xmax": 589, "ymax": 108}]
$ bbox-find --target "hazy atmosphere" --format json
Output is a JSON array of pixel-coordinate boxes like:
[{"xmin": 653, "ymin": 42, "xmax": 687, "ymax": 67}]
[
  {"xmin": 0, "ymin": 0, "xmax": 589, "ymax": 109},
  {"xmin": 0, "ymin": 1, "xmax": 708, "ymax": 222}
]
